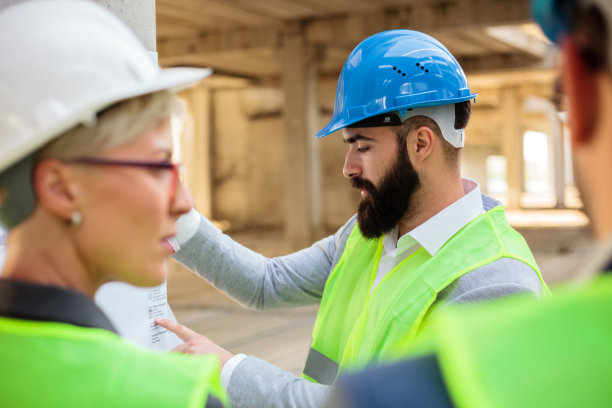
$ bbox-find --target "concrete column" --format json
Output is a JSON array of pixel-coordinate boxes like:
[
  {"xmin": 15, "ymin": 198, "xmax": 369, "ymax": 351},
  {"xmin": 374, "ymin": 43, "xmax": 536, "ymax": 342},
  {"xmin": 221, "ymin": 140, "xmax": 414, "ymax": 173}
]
[
  {"xmin": 307, "ymin": 47, "xmax": 325, "ymax": 241},
  {"xmin": 549, "ymin": 106, "xmax": 566, "ymax": 209},
  {"xmin": 180, "ymin": 84, "xmax": 214, "ymax": 218},
  {"xmin": 1, "ymin": 0, "xmax": 155, "ymax": 40},
  {"xmin": 96, "ymin": 0, "xmax": 156, "ymax": 52},
  {"xmin": 500, "ymin": 86, "xmax": 523, "ymax": 210},
  {"xmin": 281, "ymin": 23, "xmax": 323, "ymax": 250}
]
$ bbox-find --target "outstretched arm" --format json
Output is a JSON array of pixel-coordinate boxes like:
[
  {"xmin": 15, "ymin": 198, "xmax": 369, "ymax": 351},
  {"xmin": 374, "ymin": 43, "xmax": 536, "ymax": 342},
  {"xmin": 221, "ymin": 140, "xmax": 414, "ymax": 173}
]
[{"xmin": 172, "ymin": 209, "xmax": 356, "ymax": 310}]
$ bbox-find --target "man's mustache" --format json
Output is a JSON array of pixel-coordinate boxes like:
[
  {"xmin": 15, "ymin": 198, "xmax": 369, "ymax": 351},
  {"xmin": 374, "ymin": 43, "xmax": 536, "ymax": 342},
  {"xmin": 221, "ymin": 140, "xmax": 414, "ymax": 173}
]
[{"xmin": 351, "ymin": 177, "xmax": 376, "ymax": 195}]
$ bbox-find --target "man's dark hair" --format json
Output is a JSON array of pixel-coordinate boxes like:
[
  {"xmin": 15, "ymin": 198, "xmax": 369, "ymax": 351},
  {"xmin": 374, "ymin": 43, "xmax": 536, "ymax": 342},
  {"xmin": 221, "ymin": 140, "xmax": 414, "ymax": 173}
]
[
  {"xmin": 571, "ymin": 2, "xmax": 608, "ymax": 72},
  {"xmin": 454, "ymin": 100, "xmax": 472, "ymax": 130}
]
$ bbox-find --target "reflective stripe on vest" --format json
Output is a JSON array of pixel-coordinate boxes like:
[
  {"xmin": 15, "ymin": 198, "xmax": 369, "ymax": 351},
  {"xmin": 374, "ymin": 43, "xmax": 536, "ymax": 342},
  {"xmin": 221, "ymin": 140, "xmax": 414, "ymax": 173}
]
[
  {"xmin": 303, "ymin": 347, "xmax": 340, "ymax": 385},
  {"xmin": 303, "ymin": 206, "xmax": 548, "ymax": 383},
  {"xmin": 0, "ymin": 317, "xmax": 228, "ymax": 407}
]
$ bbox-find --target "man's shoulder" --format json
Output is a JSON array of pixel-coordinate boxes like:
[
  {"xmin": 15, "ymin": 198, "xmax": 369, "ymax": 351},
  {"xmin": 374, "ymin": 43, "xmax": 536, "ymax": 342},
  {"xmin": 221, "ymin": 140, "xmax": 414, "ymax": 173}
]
[{"xmin": 439, "ymin": 257, "xmax": 542, "ymax": 303}]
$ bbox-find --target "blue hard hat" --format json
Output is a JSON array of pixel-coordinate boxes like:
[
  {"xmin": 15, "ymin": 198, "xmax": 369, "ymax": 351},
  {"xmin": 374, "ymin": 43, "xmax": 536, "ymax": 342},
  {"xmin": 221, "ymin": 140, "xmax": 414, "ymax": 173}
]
[
  {"xmin": 532, "ymin": 0, "xmax": 612, "ymax": 44},
  {"xmin": 531, "ymin": 0, "xmax": 574, "ymax": 44},
  {"xmin": 532, "ymin": 0, "xmax": 612, "ymax": 74},
  {"xmin": 316, "ymin": 29, "xmax": 477, "ymax": 138}
]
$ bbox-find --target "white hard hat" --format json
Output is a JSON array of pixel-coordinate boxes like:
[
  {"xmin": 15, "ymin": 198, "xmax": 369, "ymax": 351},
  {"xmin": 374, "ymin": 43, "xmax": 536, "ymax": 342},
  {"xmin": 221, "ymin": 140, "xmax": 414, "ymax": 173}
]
[{"xmin": 0, "ymin": 0, "xmax": 212, "ymax": 174}]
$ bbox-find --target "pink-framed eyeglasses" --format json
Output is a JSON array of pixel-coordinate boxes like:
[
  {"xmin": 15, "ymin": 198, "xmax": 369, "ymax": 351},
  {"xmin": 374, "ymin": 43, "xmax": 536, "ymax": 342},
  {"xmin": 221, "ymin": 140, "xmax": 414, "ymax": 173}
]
[{"xmin": 63, "ymin": 157, "xmax": 182, "ymax": 202}]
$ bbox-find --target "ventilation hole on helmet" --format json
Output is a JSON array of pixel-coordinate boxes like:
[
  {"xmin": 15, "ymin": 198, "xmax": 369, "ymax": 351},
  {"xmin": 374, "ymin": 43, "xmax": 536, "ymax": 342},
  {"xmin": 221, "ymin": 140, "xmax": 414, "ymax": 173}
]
[
  {"xmin": 425, "ymin": 69, "xmax": 429, "ymax": 73},
  {"xmin": 397, "ymin": 70, "xmax": 402, "ymax": 74},
  {"xmin": 416, "ymin": 63, "xmax": 420, "ymax": 66},
  {"xmin": 420, "ymin": 66, "xmax": 424, "ymax": 70},
  {"xmin": 402, "ymin": 73, "xmax": 406, "ymax": 77},
  {"xmin": 393, "ymin": 66, "xmax": 397, "ymax": 70}
]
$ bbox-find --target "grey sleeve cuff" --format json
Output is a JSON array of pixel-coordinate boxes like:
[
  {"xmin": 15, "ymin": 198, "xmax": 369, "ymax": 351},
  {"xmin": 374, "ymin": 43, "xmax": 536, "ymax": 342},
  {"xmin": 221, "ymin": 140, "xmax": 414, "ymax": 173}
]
[
  {"xmin": 227, "ymin": 355, "xmax": 331, "ymax": 408},
  {"xmin": 221, "ymin": 353, "xmax": 248, "ymax": 389}
]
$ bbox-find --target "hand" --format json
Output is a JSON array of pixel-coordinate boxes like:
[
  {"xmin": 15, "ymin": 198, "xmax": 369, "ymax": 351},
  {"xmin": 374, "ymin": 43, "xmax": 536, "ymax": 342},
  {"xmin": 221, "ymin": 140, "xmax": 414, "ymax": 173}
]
[{"xmin": 155, "ymin": 317, "xmax": 235, "ymax": 367}]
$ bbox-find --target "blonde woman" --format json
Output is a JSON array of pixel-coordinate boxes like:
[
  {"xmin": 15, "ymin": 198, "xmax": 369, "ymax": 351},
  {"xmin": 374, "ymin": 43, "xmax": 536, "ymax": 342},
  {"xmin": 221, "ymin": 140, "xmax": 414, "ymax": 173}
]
[{"xmin": 0, "ymin": 1, "xmax": 226, "ymax": 407}]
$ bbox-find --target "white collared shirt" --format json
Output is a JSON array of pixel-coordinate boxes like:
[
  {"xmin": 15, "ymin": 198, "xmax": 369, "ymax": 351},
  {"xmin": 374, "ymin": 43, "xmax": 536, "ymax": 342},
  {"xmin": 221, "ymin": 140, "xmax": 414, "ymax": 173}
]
[{"xmin": 370, "ymin": 178, "xmax": 485, "ymax": 293}]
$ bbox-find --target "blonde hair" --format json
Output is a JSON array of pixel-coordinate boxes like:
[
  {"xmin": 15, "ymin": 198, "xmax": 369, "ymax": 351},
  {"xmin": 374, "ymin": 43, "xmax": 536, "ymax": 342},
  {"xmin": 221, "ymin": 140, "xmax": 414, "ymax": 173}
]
[{"xmin": 40, "ymin": 90, "xmax": 183, "ymax": 159}]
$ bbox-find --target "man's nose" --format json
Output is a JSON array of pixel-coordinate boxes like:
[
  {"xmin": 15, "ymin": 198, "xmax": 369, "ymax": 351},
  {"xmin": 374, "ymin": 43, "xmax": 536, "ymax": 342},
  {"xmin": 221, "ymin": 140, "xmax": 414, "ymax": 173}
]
[{"xmin": 343, "ymin": 149, "xmax": 362, "ymax": 179}]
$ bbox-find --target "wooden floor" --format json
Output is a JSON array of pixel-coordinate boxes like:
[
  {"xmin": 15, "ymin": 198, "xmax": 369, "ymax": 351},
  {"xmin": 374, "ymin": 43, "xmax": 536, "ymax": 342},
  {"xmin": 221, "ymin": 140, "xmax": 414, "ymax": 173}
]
[{"xmin": 166, "ymin": 217, "xmax": 595, "ymax": 375}]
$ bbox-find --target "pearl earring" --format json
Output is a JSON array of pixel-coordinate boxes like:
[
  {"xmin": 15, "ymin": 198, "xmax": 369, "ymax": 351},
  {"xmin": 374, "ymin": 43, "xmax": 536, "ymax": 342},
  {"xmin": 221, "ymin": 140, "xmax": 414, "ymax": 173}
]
[{"xmin": 70, "ymin": 211, "xmax": 82, "ymax": 228}]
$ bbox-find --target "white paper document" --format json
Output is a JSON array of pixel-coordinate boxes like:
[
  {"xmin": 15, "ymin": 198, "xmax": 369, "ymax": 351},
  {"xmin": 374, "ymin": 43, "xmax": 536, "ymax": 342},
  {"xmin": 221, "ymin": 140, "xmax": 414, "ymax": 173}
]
[{"xmin": 95, "ymin": 281, "xmax": 183, "ymax": 351}]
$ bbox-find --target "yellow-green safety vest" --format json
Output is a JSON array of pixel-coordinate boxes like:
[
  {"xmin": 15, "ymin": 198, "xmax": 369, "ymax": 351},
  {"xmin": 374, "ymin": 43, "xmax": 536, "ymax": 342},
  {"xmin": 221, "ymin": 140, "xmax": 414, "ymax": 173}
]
[
  {"xmin": 0, "ymin": 317, "xmax": 228, "ymax": 407},
  {"xmin": 302, "ymin": 206, "xmax": 549, "ymax": 384},
  {"xmin": 430, "ymin": 275, "xmax": 612, "ymax": 408}
]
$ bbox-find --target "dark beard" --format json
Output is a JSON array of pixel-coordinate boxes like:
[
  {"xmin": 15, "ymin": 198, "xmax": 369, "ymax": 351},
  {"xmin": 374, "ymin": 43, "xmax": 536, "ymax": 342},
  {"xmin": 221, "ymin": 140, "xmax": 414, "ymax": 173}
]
[{"xmin": 352, "ymin": 147, "xmax": 420, "ymax": 239}]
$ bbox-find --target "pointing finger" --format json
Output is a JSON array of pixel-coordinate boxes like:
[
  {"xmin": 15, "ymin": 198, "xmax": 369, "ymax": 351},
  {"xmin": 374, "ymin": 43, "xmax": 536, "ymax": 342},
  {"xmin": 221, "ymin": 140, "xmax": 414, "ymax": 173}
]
[{"xmin": 154, "ymin": 318, "xmax": 199, "ymax": 342}]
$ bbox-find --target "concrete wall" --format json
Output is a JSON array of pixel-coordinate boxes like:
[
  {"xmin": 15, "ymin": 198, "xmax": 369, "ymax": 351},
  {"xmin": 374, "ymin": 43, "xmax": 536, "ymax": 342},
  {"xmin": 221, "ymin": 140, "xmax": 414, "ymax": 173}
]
[
  {"xmin": 207, "ymin": 77, "xmax": 555, "ymax": 232},
  {"xmin": 211, "ymin": 90, "xmax": 251, "ymax": 228},
  {"xmin": 211, "ymin": 88, "xmax": 286, "ymax": 230},
  {"xmin": 210, "ymin": 80, "xmax": 359, "ymax": 232}
]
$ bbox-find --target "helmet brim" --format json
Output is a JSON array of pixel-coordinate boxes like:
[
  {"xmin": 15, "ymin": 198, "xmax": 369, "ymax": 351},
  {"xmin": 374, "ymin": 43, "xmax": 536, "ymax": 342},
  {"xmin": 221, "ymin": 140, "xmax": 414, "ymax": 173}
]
[
  {"xmin": 0, "ymin": 67, "xmax": 212, "ymax": 174},
  {"xmin": 315, "ymin": 94, "xmax": 477, "ymax": 138}
]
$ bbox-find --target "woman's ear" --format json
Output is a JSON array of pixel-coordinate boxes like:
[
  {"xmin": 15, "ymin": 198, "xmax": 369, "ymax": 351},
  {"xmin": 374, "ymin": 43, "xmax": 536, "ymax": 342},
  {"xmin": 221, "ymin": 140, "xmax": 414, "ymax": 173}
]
[
  {"xmin": 33, "ymin": 159, "xmax": 80, "ymax": 220},
  {"xmin": 562, "ymin": 36, "xmax": 598, "ymax": 145}
]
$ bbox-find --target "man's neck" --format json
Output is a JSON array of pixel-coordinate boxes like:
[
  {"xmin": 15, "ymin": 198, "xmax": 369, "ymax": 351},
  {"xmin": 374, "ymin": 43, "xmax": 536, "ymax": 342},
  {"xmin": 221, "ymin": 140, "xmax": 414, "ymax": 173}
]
[{"xmin": 396, "ymin": 176, "xmax": 466, "ymax": 239}]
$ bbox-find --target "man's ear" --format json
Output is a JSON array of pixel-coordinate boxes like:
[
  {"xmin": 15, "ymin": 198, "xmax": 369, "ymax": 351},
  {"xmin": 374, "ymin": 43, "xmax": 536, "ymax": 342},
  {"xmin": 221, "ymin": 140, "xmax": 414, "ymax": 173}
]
[
  {"xmin": 409, "ymin": 126, "xmax": 435, "ymax": 162},
  {"xmin": 562, "ymin": 36, "xmax": 598, "ymax": 145},
  {"xmin": 33, "ymin": 159, "xmax": 80, "ymax": 221}
]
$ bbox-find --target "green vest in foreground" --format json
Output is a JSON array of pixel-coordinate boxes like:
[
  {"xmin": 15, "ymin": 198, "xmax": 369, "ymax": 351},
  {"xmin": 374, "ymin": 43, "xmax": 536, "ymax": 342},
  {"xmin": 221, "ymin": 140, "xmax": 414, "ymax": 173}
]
[
  {"xmin": 303, "ymin": 206, "xmax": 548, "ymax": 384},
  {"xmin": 431, "ymin": 275, "xmax": 612, "ymax": 408},
  {"xmin": 0, "ymin": 317, "xmax": 228, "ymax": 407}
]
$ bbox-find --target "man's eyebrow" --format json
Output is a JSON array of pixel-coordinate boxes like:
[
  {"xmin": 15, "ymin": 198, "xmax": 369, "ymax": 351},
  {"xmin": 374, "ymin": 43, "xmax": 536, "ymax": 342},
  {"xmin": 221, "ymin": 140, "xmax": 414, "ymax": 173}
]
[{"xmin": 343, "ymin": 134, "xmax": 375, "ymax": 144}]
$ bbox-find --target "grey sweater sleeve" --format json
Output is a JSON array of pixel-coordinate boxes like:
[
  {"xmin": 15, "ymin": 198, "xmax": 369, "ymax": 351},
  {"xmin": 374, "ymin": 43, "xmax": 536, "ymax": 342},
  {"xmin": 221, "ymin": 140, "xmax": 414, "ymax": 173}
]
[
  {"xmin": 439, "ymin": 257, "xmax": 543, "ymax": 303},
  {"xmin": 173, "ymin": 214, "xmax": 356, "ymax": 310},
  {"xmin": 227, "ymin": 356, "xmax": 332, "ymax": 408}
]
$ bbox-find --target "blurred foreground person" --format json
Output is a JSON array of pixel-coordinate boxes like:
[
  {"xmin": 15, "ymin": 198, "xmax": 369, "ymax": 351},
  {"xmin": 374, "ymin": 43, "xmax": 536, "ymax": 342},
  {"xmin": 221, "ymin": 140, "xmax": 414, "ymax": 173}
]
[
  {"xmin": 331, "ymin": 1, "xmax": 612, "ymax": 407},
  {"xmin": 0, "ymin": 1, "xmax": 226, "ymax": 406}
]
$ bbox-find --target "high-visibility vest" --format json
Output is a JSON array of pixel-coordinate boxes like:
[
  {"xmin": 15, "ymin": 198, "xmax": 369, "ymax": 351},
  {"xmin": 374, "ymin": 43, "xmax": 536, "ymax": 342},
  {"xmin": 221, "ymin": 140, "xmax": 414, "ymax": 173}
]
[
  {"xmin": 0, "ymin": 316, "xmax": 227, "ymax": 407},
  {"xmin": 303, "ymin": 206, "xmax": 548, "ymax": 384},
  {"xmin": 432, "ymin": 275, "xmax": 612, "ymax": 408}
]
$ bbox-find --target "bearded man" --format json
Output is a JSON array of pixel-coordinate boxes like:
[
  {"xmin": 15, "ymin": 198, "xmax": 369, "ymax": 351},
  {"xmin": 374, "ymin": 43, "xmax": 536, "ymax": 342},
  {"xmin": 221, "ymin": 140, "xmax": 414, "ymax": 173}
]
[{"xmin": 157, "ymin": 30, "xmax": 548, "ymax": 408}]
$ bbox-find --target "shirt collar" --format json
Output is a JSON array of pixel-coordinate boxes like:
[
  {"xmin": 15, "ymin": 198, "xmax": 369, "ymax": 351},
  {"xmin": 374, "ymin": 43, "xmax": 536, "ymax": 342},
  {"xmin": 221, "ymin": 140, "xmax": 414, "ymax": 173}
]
[
  {"xmin": 386, "ymin": 178, "xmax": 485, "ymax": 257},
  {"xmin": 382, "ymin": 226, "xmax": 417, "ymax": 256},
  {"xmin": 0, "ymin": 279, "xmax": 117, "ymax": 333}
]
